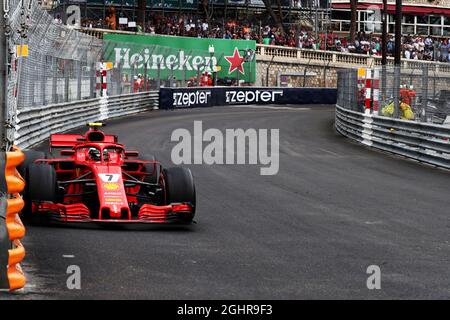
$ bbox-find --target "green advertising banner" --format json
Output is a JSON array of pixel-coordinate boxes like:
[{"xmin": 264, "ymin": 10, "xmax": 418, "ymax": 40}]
[{"xmin": 103, "ymin": 34, "xmax": 256, "ymax": 83}]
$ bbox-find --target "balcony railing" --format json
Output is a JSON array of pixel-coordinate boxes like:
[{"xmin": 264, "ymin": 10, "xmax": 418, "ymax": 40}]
[
  {"xmin": 330, "ymin": 0, "xmax": 450, "ymax": 7},
  {"xmin": 256, "ymin": 44, "xmax": 450, "ymax": 73}
]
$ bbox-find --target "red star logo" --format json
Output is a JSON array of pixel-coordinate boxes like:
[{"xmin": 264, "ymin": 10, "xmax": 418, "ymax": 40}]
[{"xmin": 225, "ymin": 48, "xmax": 245, "ymax": 75}]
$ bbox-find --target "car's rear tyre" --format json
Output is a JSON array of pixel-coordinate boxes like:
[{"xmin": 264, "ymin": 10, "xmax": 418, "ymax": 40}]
[
  {"xmin": 163, "ymin": 167, "xmax": 196, "ymax": 215},
  {"xmin": 26, "ymin": 163, "xmax": 58, "ymax": 203}
]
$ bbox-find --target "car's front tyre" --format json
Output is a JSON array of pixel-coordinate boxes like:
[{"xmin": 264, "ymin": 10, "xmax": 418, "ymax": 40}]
[{"xmin": 163, "ymin": 167, "xmax": 196, "ymax": 218}]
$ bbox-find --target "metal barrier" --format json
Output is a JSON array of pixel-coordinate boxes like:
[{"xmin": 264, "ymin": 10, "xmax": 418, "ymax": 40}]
[
  {"xmin": 15, "ymin": 91, "xmax": 159, "ymax": 149},
  {"xmin": 335, "ymin": 104, "xmax": 450, "ymax": 169}
]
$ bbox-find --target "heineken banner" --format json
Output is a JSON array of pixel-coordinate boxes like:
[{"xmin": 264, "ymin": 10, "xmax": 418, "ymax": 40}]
[{"xmin": 103, "ymin": 34, "xmax": 256, "ymax": 83}]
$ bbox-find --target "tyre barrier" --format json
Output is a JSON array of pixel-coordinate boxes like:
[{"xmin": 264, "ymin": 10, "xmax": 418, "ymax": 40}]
[
  {"xmin": 15, "ymin": 91, "xmax": 159, "ymax": 149},
  {"xmin": 0, "ymin": 147, "xmax": 26, "ymax": 291},
  {"xmin": 160, "ymin": 87, "xmax": 338, "ymax": 109},
  {"xmin": 335, "ymin": 104, "xmax": 450, "ymax": 169}
]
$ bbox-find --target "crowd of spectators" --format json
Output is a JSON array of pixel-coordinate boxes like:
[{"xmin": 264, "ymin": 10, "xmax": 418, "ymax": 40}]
[{"xmin": 81, "ymin": 12, "xmax": 450, "ymax": 63}]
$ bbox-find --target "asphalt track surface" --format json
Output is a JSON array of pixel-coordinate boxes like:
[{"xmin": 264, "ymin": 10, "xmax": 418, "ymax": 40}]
[{"xmin": 2, "ymin": 105, "xmax": 450, "ymax": 299}]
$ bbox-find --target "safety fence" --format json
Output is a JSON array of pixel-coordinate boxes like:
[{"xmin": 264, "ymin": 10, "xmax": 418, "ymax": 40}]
[
  {"xmin": 337, "ymin": 66, "xmax": 450, "ymax": 124},
  {"xmin": 5, "ymin": 0, "xmax": 102, "ymax": 152},
  {"xmin": 0, "ymin": 147, "xmax": 25, "ymax": 291},
  {"xmin": 15, "ymin": 91, "xmax": 159, "ymax": 150},
  {"xmin": 336, "ymin": 66, "xmax": 450, "ymax": 170}
]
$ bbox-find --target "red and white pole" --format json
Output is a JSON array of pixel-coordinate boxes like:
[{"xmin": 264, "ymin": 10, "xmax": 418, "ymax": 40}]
[
  {"xmin": 95, "ymin": 67, "xmax": 101, "ymax": 97},
  {"xmin": 364, "ymin": 69, "xmax": 372, "ymax": 115},
  {"xmin": 372, "ymin": 69, "xmax": 380, "ymax": 115},
  {"xmin": 101, "ymin": 63, "xmax": 107, "ymax": 97},
  {"xmin": 96, "ymin": 62, "xmax": 108, "ymax": 97}
]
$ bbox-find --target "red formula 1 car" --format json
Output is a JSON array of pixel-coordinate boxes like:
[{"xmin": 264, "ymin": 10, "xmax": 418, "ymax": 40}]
[{"xmin": 19, "ymin": 123, "xmax": 196, "ymax": 224}]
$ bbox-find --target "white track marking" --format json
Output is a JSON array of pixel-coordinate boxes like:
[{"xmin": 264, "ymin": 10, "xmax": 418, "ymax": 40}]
[
  {"xmin": 228, "ymin": 105, "xmax": 311, "ymax": 111},
  {"xmin": 319, "ymin": 148, "xmax": 341, "ymax": 157}
]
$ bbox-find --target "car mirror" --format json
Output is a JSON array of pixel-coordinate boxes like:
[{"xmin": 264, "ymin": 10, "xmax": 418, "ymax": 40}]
[
  {"xmin": 125, "ymin": 151, "xmax": 139, "ymax": 157},
  {"xmin": 60, "ymin": 149, "xmax": 75, "ymax": 156}
]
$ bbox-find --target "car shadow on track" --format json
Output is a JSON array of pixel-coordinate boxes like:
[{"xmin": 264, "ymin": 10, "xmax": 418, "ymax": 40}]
[{"xmin": 21, "ymin": 217, "xmax": 197, "ymax": 232}]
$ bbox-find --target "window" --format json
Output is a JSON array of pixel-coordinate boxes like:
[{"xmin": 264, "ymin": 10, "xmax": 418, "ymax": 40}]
[
  {"xmin": 416, "ymin": 26, "xmax": 429, "ymax": 35},
  {"xmin": 443, "ymin": 27, "xmax": 450, "ymax": 36},
  {"xmin": 429, "ymin": 16, "xmax": 442, "ymax": 25},
  {"xmin": 430, "ymin": 26, "xmax": 442, "ymax": 36},
  {"xmin": 402, "ymin": 15, "xmax": 415, "ymax": 24},
  {"xmin": 359, "ymin": 22, "xmax": 366, "ymax": 32},
  {"xmin": 341, "ymin": 22, "xmax": 350, "ymax": 32},
  {"xmin": 403, "ymin": 25, "xmax": 415, "ymax": 35},
  {"xmin": 416, "ymin": 16, "xmax": 428, "ymax": 24},
  {"xmin": 331, "ymin": 10, "xmax": 351, "ymax": 21},
  {"xmin": 388, "ymin": 24, "xmax": 395, "ymax": 34}
]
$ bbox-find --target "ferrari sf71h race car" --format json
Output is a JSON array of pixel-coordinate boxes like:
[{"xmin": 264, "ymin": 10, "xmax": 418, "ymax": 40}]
[{"xmin": 18, "ymin": 123, "xmax": 196, "ymax": 224}]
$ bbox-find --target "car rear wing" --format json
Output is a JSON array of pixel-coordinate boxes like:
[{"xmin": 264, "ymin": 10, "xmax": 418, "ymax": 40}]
[{"xmin": 50, "ymin": 133, "xmax": 118, "ymax": 149}]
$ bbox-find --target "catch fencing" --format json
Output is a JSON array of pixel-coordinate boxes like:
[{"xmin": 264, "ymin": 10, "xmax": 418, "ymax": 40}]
[
  {"xmin": 6, "ymin": 0, "xmax": 102, "ymax": 151},
  {"xmin": 336, "ymin": 67, "xmax": 450, "ymax": 170},
  {"xmin": 337, "ymin": 66, "xmax": 450, "ymax": 124}
]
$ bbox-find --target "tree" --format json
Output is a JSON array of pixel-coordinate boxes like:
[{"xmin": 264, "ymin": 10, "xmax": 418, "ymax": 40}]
[
  {"xmin": 349, "ymin": 0, "xmax": 358, "ymax": 43},
  {"xmin": 137, "ymin": 0, "xmax": 146, "ymax": 28},
  {"xmin": 262, "ymin": 0, "xmax": 285, "ymax": 36},
  {"xmin": 201, "ymin": 0, "xmax": 214, "ymax": 25}
]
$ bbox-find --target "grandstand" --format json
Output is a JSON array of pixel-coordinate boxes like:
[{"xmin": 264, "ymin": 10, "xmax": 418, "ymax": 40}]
[{"xmin": 44, "ymin": 0, "xmax": 331, "ymax": 31}]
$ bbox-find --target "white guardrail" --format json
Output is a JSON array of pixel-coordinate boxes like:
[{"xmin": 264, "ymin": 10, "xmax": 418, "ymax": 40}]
[
  {"xmin": 335, "ymin": 104, "xmax": 450, "ymax": 169},
  {"xmin": 15, "ymin": 91, "xmax": 159, "ymax": 149}
]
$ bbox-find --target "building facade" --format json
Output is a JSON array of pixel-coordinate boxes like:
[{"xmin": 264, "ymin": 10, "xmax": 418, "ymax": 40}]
[{"xmin": 331, "ymin": 0, "xmax": 450, "ymax": 37}]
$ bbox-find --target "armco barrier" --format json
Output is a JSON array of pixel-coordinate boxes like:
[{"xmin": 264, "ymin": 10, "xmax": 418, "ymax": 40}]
[
  {"xmin": 335, "ymin": 104, "xmax": 450, "ymax": 169},
  {"xmin": 15, "ymin": 91, "xmax": 159, "ymax": 149},
  {"xmin": 159, "ymin": 87, "xmax": 337, "ymax": 109},
  {"xmin": 0, "ymin": 147, "xmax": 26, "ymax": 291}
]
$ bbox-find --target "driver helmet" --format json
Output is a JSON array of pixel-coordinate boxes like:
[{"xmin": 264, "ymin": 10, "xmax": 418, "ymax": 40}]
[{"xmin": 88, "ymin": 147, "xmax": 101, "ymax": 161}]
